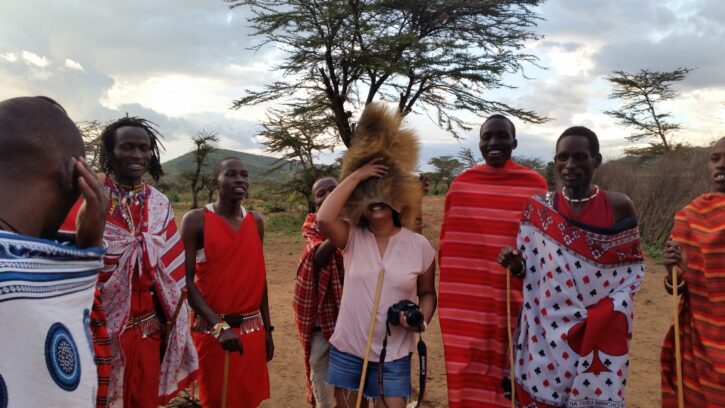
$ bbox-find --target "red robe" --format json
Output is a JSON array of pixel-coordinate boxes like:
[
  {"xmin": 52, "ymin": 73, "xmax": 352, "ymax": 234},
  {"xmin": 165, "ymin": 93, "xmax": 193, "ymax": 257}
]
[
  {"xmin": 438, "ymin": 160, "xmax": 548, "ymax": 407},
  {"xmin": 61, "ymin": 180, "xmax": 197, "ymax": 407},
  {"xmin": 192, "ymin": 208, "xmax": 270, "ymax": 408},
  {"xmin": 662, "ymin": 193, "xmax": 725, "ymax": 407}
]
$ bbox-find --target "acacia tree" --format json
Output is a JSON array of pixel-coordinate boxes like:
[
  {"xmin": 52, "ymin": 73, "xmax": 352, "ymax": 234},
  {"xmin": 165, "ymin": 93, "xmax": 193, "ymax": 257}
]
[
  {"xmin": 258, "ymin": 106, "xmax": 339, "ymax": 211},
  {"xmin": 428, "ymin": 155, "xmax": 464, "ymax": 194},
  {"xmin": 228, "ymin": 0, "xmax": 547, "ymax": 146},
  {"xmin": 457, "ymin": 146, "xmax": 480, "ymax": 168},
  {"xmin": 77, "ymin": 120, "xmax": 110, "ymax": 172},
  {"xmin": 182, "ymin": 130, "xmax": 220, "ymax": 209},
  {"xmin": 604, "ymin": 68, "xmax": 692, "ymax": 156}
]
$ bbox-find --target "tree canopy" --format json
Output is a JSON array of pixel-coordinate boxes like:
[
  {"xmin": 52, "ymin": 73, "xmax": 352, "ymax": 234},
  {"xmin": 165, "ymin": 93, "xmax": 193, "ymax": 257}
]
[
  {"xmin": 257, "ymin": 105, "xmax": 339, "ymax": 211},
  {"xmin": 182, "ymin": 129, "xmax": 219, "ymax": 209},
  {"xmin": 428, "ymin": 155, "xmax": 464, "ymax": 194},
  {"xmin": 228, "ymin": 0, "xmax": 547, "ymax": 146},
  {"xmin": 604, "ymin": 67, "xmax": 692, "ymax": 156}
]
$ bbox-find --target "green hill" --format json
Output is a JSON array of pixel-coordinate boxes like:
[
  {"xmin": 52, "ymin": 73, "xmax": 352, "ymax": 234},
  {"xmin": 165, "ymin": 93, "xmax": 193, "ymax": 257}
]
[{"xmin": 162, "ymin": 148, "xmax": 296, "ymax": 182}]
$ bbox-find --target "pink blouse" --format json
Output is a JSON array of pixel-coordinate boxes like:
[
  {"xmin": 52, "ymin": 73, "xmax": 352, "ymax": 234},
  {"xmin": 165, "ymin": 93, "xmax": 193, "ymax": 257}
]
[{"xmin": 329, "ymin": 225, "xmax": 435, "ymax": 362}]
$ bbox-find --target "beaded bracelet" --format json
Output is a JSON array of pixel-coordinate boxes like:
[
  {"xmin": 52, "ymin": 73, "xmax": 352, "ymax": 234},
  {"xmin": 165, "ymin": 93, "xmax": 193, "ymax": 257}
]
[{"xmin": 211, "ymin": 321, "xmax": 231, "ymax": 339}]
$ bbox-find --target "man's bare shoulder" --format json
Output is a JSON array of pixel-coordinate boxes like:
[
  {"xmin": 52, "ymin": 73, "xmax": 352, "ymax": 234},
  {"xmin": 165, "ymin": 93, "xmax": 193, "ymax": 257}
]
[
  {"xmin": 607, "ymin": 191, "xmax": 636, "ymax": 221},
  {"xmin": 181, "ymin": 208, "xmax": 205, "ymax": 228}
]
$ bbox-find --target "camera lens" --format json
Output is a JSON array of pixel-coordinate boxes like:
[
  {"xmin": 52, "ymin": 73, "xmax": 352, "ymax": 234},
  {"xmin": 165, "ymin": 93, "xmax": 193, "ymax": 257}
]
[{"xmin": 406, "ymin": 309, "xmax": 424, "ymax": 327}]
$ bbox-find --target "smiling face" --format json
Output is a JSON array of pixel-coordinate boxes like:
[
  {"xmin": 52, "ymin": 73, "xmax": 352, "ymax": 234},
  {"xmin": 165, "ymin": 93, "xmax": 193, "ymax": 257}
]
[
  {"xmin": 479, "ymin": 118, "xmax": 517, "ymax": 168},
  {"xmin": 362, "ymin": 202, "xmax": 393, "ymax": 224},
  {"xmin": 709, "ymin": 137, "xmax": 725, "ymax": 193},
  {"xmin": 555, "ymin": 134, "xmax": 601, "ymax": 190},
  {"xmin": 215, "ymin": 158, "xmax": 250, "ymax": 201},
  {"xmin": 110, "ymin": 126, "xmax": 151, "ymax": 186}
]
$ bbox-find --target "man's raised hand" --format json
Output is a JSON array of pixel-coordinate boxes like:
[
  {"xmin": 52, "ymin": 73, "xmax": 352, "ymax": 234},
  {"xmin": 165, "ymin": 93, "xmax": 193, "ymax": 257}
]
[{"xmin": 75, "ymin": 158, "xmax": 109, "ymax": 248}]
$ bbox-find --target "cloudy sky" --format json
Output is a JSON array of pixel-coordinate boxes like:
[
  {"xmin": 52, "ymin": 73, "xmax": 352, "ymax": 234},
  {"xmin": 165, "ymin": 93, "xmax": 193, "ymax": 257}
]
[{"xmin": 1, "ymin": 0, "xmax": 723, "ymax": 169}]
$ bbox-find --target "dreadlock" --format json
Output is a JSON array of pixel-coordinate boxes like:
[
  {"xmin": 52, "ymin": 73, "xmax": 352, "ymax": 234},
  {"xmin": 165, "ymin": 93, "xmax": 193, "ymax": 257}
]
[{"xmin": 99, "ymin": 115, "xmax": 165, "ymax": 182}]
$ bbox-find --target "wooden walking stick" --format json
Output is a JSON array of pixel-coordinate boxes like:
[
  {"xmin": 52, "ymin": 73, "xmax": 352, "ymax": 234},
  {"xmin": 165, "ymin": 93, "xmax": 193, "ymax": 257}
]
[
  {"xmin": 356, "ymin": 268, "xmax": 386, "ymax": 408},
  {"xmin": 222, "ymin": 351, "xmax": 231, "ymax": 408},
  {"xmin": 672, "ymin": 266, "xmax": 684, "ymax": 408},
  {"xmin": 506, "ymin": 266, "xmax": 516, "ymax": 408},
  {"xmin": 166, "ymin": 287, "xmax": 188, "ymax": 337}
]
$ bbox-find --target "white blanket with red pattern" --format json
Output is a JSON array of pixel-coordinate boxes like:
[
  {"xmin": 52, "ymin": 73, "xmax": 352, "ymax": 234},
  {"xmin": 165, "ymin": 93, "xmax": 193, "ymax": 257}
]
[{"xmin": 513, "ymin": 195, "xmax": 644, "ymax": 408}]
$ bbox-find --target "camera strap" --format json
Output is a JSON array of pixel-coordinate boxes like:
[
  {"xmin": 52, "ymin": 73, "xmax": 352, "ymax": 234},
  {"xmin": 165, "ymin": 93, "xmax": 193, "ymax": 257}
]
[
  {"xmin": 377, "ymin": 322, "xmax": 427, "ymax": 408},
  {"xmin": 416, "ymin": 335, "xmax": 427, "ymax": 408}
]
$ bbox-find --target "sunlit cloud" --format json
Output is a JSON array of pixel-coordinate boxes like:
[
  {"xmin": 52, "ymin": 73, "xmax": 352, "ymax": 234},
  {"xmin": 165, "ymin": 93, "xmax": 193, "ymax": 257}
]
[
  {"xmin": 64, "ymin": 59, "xmax": 84, "ymax": 71},
  {"xmin": 103, "ymin": 74, "xmax": 240, "ymax": 117},
  {"xmin": 1, "ymin": 52, "xmax": 17, "ymax": 62},
  {"xmin": 21, "ymin": 50, "xmax": 50, "ymax": 68}
]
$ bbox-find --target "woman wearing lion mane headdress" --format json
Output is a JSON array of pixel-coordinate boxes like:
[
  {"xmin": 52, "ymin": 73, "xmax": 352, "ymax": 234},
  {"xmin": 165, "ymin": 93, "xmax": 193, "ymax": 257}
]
[{"xmin": 316, "ymin": 103, "xmax": 437, "ymax": 408}]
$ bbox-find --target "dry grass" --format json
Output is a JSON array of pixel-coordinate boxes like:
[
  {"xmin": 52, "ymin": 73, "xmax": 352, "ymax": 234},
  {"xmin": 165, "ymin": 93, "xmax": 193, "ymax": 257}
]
[{"xmin": 595, "ymin": 147, "xmax": 710, "ymax": 256}]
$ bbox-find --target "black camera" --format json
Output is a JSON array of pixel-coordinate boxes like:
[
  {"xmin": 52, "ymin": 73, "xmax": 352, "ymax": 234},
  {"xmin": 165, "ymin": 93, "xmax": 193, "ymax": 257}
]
[{"xmin": 387, "ymin": 299, "xmax": 424, "ymax": 329}]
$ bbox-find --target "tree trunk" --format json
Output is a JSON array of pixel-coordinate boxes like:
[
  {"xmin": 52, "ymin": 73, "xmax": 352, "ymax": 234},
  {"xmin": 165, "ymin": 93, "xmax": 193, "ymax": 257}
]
[{"xmin": 190, "ymin": 180, "xmax": 199, "ymax": 209}]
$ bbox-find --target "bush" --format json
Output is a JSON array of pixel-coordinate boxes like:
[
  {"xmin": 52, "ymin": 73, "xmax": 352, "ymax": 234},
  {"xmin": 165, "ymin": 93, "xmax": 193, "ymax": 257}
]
[
  {"xmin": 265, "ymin": 211, "xmax": 307, "ymax": 236},
  {"xmin": 258, "ymin": 203, "xmax": 286, "ymax": 213},
  {"xmin": 594, "ymin": 146, "xmax": 710, "ymax": 254}
]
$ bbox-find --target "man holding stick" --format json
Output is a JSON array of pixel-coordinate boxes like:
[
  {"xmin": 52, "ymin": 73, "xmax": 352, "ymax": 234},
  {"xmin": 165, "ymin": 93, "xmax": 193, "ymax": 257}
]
[
  {"xmin": 438, "ymin": 115, "xmax": 547, "ymax": 406},
  {"xmin": 661, "ymin": 136, "xmax": 725, "ymax": 407},
  {"xmin": 498, "ymin": 126, "xmax": 644, "ymax": 407},
  {"xmin": 182, "ymin": 157, "xmax": 274, "ymax": 408}
]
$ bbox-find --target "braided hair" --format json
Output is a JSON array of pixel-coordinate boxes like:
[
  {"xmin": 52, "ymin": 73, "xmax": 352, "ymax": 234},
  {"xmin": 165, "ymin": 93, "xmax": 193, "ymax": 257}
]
[{"xmin": 99, "ymin": 115, "xmax": 165, "ymax": 181}]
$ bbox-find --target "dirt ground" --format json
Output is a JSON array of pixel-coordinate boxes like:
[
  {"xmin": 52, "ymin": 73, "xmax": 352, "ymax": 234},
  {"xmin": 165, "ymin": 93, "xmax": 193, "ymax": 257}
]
[{"xmin": 182, "ymin": 195, "xmax": 671, "ymax": 407}]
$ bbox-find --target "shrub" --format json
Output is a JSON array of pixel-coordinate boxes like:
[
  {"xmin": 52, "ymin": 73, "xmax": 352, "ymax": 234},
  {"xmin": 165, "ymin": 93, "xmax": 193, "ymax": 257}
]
[
  {"xmin": 594, "ymin": 146, "xmax": 710, "ymax": 254},
  {"xmin": 265, "ymin": 211, "xmax": 307, "ymax": 236}
]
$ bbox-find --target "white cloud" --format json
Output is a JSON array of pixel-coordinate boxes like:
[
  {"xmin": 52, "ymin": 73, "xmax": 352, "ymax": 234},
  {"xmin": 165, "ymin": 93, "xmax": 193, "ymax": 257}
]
[
  {"xmin": 104, "ymin": 74, "xmax": 246, "ymax": 117},
  {"xmin": 64, "ymin": 58, "xmax": 84, "ymax": 71},
  {"xmin": 546, "ymin": 43, "xmax": 598, "ymax": 78},
  {"xmin": 21, "ymin": 50, "xmax": 50, "ymax": 67},
  {"xmin": 1, "ymin": 0, "xmax": 723, "ymax": 169}
]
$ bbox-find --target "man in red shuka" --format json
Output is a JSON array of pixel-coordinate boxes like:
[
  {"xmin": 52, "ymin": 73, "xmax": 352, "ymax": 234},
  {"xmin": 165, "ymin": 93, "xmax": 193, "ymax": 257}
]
[
  {"xmin": 438, "ymin": 115, "xmax": 548, "ymax": 407},
  {"xmin": 182, "ymin": 157, "xmax": 274, "ymax": 408}
]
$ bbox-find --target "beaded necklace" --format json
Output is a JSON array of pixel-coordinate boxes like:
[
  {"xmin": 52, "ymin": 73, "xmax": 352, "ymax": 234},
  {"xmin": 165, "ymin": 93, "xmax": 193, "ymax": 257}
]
[
  {"xmin": 108, "ymin": 181, "xmax": 147, "ymax": 233},
  {"xmin": 562, "ymin": 184, "xmax": 600, "ymax": 204}
]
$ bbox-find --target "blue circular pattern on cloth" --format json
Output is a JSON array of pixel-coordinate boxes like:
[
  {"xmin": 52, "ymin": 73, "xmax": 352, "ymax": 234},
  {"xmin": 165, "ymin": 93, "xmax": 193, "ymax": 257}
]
[
  {"xmin": 45, "ymin": 322, "xmax": 81, "ymax": 391},
  {"xmin": 0, "ymin": 373, "xmax": 8, "ymax": 408}
]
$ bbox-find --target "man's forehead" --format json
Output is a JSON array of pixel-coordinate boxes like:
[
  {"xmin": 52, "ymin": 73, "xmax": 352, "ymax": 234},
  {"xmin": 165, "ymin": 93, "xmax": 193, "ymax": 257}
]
[
  {"xmin": 115, "ymin": 126, "xmax": 151, "ymax": 143},
  {"xmin": 221, "ymin": 158, "xmax": 246, "ymax": 170},
  {"xmin": 480, "ymin": 118, "xmax": 512, "ymax": 135},
  {"xmin": 713, "ymin": 137, "xmax": 725, "ymax": 151}
]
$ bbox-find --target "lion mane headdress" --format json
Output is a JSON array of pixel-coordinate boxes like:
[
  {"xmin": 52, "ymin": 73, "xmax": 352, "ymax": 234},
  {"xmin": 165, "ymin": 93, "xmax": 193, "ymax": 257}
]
[{"xmin": 340, "ymin": 102, "xmax": 422, "ymax": 229}]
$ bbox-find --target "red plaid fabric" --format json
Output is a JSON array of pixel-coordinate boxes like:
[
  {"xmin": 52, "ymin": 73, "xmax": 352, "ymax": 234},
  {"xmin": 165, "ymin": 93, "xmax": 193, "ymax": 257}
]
[
  {"xmin": 293, "ymin": 213, "xmax": 344, "ymax": 405},
  {"xmin": 90, "ymin": 288, "xmax": 111, "ymax": 408}
]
